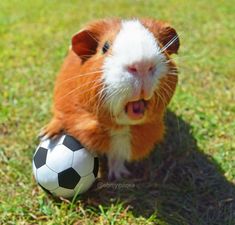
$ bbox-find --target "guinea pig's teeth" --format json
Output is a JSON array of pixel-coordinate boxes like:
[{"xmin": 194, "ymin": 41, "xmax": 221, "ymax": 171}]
[{"xmin": 124, "ymin": 99, "xmax": 148, "ymax": 120}]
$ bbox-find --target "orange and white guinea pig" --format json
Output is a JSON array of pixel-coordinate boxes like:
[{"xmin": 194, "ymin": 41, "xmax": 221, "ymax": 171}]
[{"xmin": 41, "ymin": 18, "xmax": 180, "ymax": 180}]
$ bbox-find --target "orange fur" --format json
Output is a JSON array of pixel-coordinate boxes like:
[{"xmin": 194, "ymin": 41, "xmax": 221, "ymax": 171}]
[{"xmin": 43, "ymin": 18, "xmax": 179, "ymax": 162}]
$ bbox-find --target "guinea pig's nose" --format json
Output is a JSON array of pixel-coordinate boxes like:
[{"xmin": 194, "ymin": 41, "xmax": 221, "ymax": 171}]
[{"xmin": 127, "ymin": 61, "xmax": 155, "ymax": 77}]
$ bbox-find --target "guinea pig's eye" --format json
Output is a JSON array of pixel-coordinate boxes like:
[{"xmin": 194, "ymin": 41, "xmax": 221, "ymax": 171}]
[{"xmin": 102, "ymin": 41, "xmax": 110, "ymax": 54}]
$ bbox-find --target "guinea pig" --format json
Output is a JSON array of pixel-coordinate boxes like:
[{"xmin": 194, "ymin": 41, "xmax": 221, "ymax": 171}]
[{"xmin": 40, "ymin": 18, "xmax": 180, "ymax": 180}]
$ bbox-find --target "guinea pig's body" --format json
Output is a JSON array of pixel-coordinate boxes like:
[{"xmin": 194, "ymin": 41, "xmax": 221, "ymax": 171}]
[{"xmin": 42, "ymin": 18, "xmax": 179, "ymax": 179}]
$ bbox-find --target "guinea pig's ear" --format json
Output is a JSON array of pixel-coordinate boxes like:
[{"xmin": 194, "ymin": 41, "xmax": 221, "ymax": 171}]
[
  {"xmin": 142, "ymin": 19, "xmax": 180, "ymax": 55},
  {"xmin": 71, "ymin": 29, "xmax": 99, "ymax": 61}
]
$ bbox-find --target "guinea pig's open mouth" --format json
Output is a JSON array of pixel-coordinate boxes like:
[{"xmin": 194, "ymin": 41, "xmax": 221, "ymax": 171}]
[{"xmin": 125, "ymin": 99, "xmax": 148, "ymax": 120}]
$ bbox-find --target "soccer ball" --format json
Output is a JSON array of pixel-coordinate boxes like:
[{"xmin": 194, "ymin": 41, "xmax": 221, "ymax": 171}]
[{"xmin": 32, "ymin": 134, "xmax": 99, "ymax": 198}]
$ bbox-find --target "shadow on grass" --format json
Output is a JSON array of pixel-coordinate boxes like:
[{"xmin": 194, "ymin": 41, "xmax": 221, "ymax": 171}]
[{"xmin": 83, "ymin": 110, "xmax": 235, "ymax": 225}]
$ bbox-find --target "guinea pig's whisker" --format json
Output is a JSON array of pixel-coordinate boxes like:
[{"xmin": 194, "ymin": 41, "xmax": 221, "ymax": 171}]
[
  {"xmin": 104, "ymin": 88, "xmax": 123, "ymax": 116},
  {"xmin": 160, "ymin": 35, "xmax": 179, "ymax": 53},
  {"xmin": 96, "ymin": 86, "xmax": 110, "ymax": 111},
  {"xmin": 105, "ymin": 89, "xmax": 120, "ymax": 106},
  {"xmin": 154, "ymin": 91, "xmax": 161, "ymax": 108},
  {"xmin": 54, "ymin": 86, "xmax": 81, "ymax": 103},
  {"xmin": 157, "ymin": 60, "xmax": 178, "ymax": 72},
  {"xmin": 111, "ymin": 88, "xmax": 127, "ymax": 117},
  {"xmin": 163, "ymin": 85, "xmax": 172, "ymax": 98},
  {"xmin": 155, "ymin": 92, "xmax": 164, "ymax": 107},
  {"xmin": 70, "ymin": 82, "xmax": 104, "ymax": 101},
  {"xmin": 56, "ymin": 70, "xmax": 104, "ymax": 86},
  {"xmin": 167, "ymin": 68, "xmax": 179, "ymax": 74},
  {"xmin": 56, "ymin": 53, "xmax": 107, "ymax": 84},
  {"xmin": 55, "ymin": 80, "xmax": 102, "ymax": 103},
  {"xmin": 164, "ymin": 59, "xmax": 172, "ymax": 64},
  {"xmin": 167, "ymin": 74, "xmax": 178, "ymax": 78},
  {"xmin": 166, "ymin": 73, "xmax": 179, "ymax": 78},
  {"xmin": 165, "ymin": 56, "xmax": 190, "ymax": 64},
  {"xmin": 75, "ymin": 82, "xmax": 103, "ymax": 96},
  {"xmin": 87, "ymin": 85, "xmax": 108, "ymax": 113},
  {"xmin": 163, "ymin": 59, "xmax": 177, "ymax": 65},
  {"xmin": 79, "ymin": 52, "xmax": 106, "ymax": 59},
  {"xmin": 156, "ymin": 91, "xmax": 167, "ymax": 108},
  {"xmin": 86, "ymin": 31, "xmax": 100, "ymax": 45},
  {"xmin": 161, "ymin": 93, "xmax": 167, "ymax": 108},
  {"xmin": 156, "ymin": 93, "xmax": 161, "ymax": 108},
  {"xmin": 168, "ymin": 67, "xmax": 178, "ymax": 71},
  {"xmin": 167, "ymin": 71, "xmax": 178, "ymax": 74},
  {"xmin": 94, "ymin": 90, "xmax": 106, "ymax": 114},
  {"xmin": 67, "ymin": 66, "xmax": 104, "ymax": 78},
  {"xmin": 164, "ymin": 84, "xmax": 175, "ymax": 101},
  {"xmin": 164, "ymin": 81, "xmax": 176, "ymax": 93},
  {"xmin": 103, "ymin": 89, "xmax": 118, "ymax": 104},
  {"xmin": 159, "ymin": 85, "xmax": 171, "ymax": 100},
  {"xmin": 164, "ymin": 80, "xmax": 177, "ymax": 88}
]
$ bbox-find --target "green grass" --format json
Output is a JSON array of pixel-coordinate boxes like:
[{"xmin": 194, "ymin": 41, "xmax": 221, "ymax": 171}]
[{"xmin": 0, "ymin": 0, "xmax": 234, "ymax": 224}]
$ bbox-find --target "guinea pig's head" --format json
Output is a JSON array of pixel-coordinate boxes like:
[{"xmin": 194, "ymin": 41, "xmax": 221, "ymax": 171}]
[{"xmin": 71, "ymin": 18, "xmax": 179, "ymax": 125}]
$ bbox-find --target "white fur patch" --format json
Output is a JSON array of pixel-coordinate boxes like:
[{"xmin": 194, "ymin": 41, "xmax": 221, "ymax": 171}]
[
  {"xmin": 107, "ymin": 126, "xmax": 131, "ymax": 179},
  {"xmin": 111, "ymin": 20, "xmax": 160, "ymax": 64},
  {"xmin": 102, "ymin": 20, "xmax": 168, "ymax": 124},
  {"xmin": 108, "ymin": 127, "xmax": 131, "ymax": 161}
]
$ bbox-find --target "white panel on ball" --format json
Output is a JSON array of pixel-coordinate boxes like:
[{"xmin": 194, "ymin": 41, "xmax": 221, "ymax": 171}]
[
  {"xmin": 39, "ymin": 139, "xmax": 51, "ymax": 149},
  {"xmin": 46, "ymin": 145, "xmax": 73, "ymax": 173},
  {"xmin": 74, "ymin": 173, "xmax": 95, "ymax": 194},
  {"xmin": 52, "ymin": 187, "xmax": 75, "ymax": 198},
  {"xmin": 72, "ymin": 148, "xmax": 94, "ymax": 176},
  {"xmin": 36, "ymin": 165, "xmax": 59, "ymax": 190}
]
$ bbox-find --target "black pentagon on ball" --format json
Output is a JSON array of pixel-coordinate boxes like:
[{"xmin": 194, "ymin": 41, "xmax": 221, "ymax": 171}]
[
  {"xmin": 93, "ymin": 157, "xmax": 99, "ymax": 177},
  {"xmin": 63, "ymin": 135, "xmax": 83, "ymax": 151},
  {"xmin": 58, "ymin": 168, "xmax": 81, "ymax": 189},
  {"xmin": 34, "ymin": 147, "xmax": 48, "ymax": 169}
]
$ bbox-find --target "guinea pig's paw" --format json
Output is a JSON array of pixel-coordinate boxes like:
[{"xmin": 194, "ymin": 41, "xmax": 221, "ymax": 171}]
[
  {"xmin": 38, "ymin": 119, "xmax": 63, "ymax": 140},
  {"xmin": 108, "ymin": 159, "xmax": 131, "ymax": 181}
]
